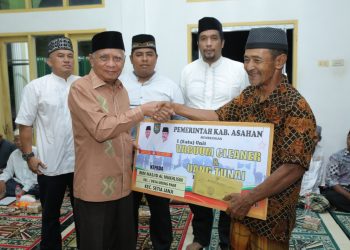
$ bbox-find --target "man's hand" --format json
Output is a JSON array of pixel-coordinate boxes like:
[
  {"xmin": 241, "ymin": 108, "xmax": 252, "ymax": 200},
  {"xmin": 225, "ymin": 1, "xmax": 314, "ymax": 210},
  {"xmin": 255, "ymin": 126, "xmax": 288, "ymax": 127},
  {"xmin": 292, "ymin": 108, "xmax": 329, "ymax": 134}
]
[
  {"xmin": 27, "ymin": 157, "xmax": 47, "ymax": 175},
  {"xmin": 141, "ymin": 101, "xmax": 174, "ymax": 122},
  {"xmin": 223, "ymin": 193, "xmax": 254, "ymax": 220},
  {"xmin": 132, "ymin": 139, "xmax": 139, "ymax": 151},
  {"xmin": 153, "ymin": 102, "xmax": 174, "ymax": 122},
  {"xmin": 0, "ymin": 181, "xmax": 6, "ymax": 197}
]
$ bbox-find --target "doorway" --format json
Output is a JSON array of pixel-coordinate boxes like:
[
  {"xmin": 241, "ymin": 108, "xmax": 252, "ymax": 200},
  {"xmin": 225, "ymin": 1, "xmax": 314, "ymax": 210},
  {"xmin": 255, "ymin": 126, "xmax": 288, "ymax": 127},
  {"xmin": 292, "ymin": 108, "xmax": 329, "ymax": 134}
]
[
  {"xmin": 0, "ymin": 30, "xmax": 102, "ymax": 139},
  {"xmin": 188, "ymin": 21, "xmax": 297, "ymax": 85}
]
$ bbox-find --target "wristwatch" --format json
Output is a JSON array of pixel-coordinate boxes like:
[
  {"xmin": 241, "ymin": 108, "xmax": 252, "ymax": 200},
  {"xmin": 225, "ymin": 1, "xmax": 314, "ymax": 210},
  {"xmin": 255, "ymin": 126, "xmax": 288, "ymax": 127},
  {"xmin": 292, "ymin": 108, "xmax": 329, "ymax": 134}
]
[{"xmin": 22, "ymin": 152, "xmax": 34, "ymax": 162}]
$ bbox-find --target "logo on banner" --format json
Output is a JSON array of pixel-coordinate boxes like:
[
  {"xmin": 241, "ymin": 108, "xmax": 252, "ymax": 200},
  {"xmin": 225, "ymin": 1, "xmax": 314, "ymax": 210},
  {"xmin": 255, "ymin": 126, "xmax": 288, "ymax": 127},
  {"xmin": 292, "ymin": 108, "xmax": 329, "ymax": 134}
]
[{"xmin": 153, "ymin": 123, "xmax": 161, "ymax": 134}]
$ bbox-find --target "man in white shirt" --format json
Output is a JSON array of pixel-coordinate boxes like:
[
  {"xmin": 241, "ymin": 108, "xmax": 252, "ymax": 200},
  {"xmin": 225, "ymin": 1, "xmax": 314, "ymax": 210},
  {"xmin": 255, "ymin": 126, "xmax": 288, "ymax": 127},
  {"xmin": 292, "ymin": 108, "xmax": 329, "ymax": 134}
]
[
  {"xmin": 180, "ymin": 17, "xmax": 249, "ymax": 250},
  {"xmin": 15, "ymin": 37, "xmax": 80, "ymax": 250},
  {"xmin": 0, "ymin": 129, "xmax": 38, "ymax": 198},
  {"xmin": 120, "ymin": 34, "xmax": 184, "ymax": 250},
  {"xmin": 300, "ymin": 126, "xmax": 325, "ymax": 196}
]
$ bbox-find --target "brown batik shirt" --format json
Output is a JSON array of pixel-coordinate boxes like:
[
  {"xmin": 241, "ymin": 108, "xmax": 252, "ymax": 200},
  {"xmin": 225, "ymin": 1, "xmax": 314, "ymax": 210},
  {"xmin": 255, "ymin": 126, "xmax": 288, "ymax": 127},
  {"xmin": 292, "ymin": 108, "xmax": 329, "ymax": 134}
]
[
  {"xmin": 216, "ymin": 81, "xmax": 316, "ymax": 242},
  {"xmin": 68, "ymin": 70, "xmax": 144, "ymax": 202}
]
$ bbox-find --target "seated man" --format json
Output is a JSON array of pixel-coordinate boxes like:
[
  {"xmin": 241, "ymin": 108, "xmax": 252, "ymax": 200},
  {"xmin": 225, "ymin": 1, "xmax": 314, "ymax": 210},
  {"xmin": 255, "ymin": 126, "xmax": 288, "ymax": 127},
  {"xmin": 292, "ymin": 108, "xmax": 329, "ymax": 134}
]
[
  {"xmin": 0, "ymin": 129, "xmax": 38, "ymax": 198},
  {"xmin": 324, "ymin": 130, "xmax": 350, "ymax": 212},
  {"xmin": 300, "ymin": 126, "xmax": 325, "ymax": 196},
  {"xmin": 0, "ymin": 132, "xmax": 17, "ymax": 171}
]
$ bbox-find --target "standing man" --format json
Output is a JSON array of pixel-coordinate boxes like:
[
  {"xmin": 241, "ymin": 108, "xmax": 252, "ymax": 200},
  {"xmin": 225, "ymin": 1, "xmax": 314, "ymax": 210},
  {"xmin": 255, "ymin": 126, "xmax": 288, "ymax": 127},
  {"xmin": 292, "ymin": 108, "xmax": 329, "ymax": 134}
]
[
  {"xmin": 180, "ymin": 17, "xmax": 249, "ymax": 250},
  {"xmin": 170, "ymin": 27, "xmax": 316, "ymax": 250},
  {"xmin": 324, "ymin": 130, "xmax": 350, "ymax": 212},
  {"xmin": 68, "ymin": 31, "xmax": 170, "ymax": 250},
  {"xmin": 120, "ymin": 34, "xmax": 184, "ymax": 250},
  {"xmin": 15, "ymin": 37, "xmax": 79, "ymax": 250}
]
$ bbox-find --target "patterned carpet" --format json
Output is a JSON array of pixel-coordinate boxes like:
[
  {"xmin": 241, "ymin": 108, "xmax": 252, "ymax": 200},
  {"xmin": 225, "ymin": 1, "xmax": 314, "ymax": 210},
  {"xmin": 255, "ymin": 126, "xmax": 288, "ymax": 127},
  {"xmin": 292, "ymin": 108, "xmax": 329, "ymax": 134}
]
[
  {"xmin": 0, "ymin": 198, "xmax": 73, "ymax": 250},
  {"xmin": 2, "ymin": 199, "xmax": 347, "ymax": 250},
  {"xmin": 209, "ymin": 208, "xmax": 340, "ymax": 250},
  {"xmin": 137, "ymin": 204, "xmax": 192, "ymax": 250},
  {"xmin": 0, "ymin": 201, "xmax": 192, "ymax": 250},
  {"xmin": 290, "ymin": 209, "xmax": 340, "ymax": 250},
  {"xmin": 330, "ymin": 210, "xmax": 350, "ymax": 239},
  {"xmin": 62, "ymin": 204, "xmax": 193, "ymax": 250}
]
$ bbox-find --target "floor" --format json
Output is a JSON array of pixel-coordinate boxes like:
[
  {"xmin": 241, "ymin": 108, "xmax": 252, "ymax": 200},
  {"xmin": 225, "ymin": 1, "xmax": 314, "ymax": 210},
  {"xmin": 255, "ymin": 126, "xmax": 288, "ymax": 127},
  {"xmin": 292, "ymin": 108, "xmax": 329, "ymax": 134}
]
[
  {"xmin": 318, "ymin": 212, "xmax": 350, "ymax": 249},
  {"xmin": 59, "ymin": 208, "xmax": 350, "ymax": 250},
  {"xmin": 180, "ymin": 212, "xmax": 350, "ymax": 250}
]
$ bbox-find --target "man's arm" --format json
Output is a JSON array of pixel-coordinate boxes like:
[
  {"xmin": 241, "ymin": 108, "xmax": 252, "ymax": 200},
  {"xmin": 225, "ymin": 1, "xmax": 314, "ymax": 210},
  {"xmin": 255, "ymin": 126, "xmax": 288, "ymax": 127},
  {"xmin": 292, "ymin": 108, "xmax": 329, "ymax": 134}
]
[
  {"xmin": 225, "ymin": 163, "xmax": 305, "ymax": 219},
  {"xmin": 333, "ymin": 184, "xmax": 350, "ymax": 200},
  {"xmin": 68, "ymin": 83, "xmax": 171, "ymax": 142},
  {"xmin": 19, "ymin": 125, "xmax": 46, "ymax": 175},
  {"xmin": 173, "ymin": 103, "xmax": 218, "ymax": 121},
  {"xmin": 19, "ymin": 125, "xmax": 33, "ymax": 155}
]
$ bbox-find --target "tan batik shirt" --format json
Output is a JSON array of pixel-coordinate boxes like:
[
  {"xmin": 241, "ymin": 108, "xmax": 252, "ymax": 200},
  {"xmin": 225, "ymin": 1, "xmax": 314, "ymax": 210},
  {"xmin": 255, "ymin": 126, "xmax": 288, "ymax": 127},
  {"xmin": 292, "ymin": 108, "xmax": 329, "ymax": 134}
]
[{"xmin": 68, "ymin": 70, "xmax": 144, "ymax": 202}]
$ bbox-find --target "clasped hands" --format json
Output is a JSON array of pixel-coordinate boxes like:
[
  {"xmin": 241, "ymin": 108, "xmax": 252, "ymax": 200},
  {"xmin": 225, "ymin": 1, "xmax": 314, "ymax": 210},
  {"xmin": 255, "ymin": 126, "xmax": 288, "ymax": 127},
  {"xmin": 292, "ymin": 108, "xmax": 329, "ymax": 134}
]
[{"xmin": 141, "ymin": 101, "xmax": 174, "ymax": 122}]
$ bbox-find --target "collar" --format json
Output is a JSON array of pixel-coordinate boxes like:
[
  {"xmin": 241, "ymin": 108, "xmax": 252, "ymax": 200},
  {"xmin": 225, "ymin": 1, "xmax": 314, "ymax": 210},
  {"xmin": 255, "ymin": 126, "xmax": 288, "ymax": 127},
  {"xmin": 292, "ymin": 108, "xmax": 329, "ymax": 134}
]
[
  {"xmin": 200, "ymin": 56, "xmax": 223, "ymax": 69},
  {"xmin": 50, "ymin": 72, "xmax": 74, "ymax": 83},
  {"xmin": 132, "ymin": 71, "xmax": 157, "ymax": 86},
  {"xmin": 254, "ymin": 75, "xmax": 290, "ymax": 103},
  {"xmin": 90, "ymin": 69, "xmax": 123, "ymax": 90}
]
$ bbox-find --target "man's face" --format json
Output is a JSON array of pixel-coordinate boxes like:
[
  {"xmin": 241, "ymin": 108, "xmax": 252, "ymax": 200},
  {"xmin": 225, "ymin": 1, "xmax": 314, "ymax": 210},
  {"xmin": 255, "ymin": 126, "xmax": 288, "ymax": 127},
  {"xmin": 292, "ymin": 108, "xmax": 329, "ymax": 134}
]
[
  {"xmin": 130, "ymin": 48, "xmax": 157, "ymax": 81},
  {"xmin": 47, "ymin": 49, "xmax": 74, "ymax": 79},
  {"xmin": 198, "ymin": 30, "xmax": 224, "ymax": 64},
  {"xmin": 243, "ymin": 48, "xmax": 277, "ymax": 87},
  {"xmin": 90, "ymin": 48, "xmax": 125, "ymax": 84},
  {"xmin": 145, "ymin": 130, "xmax": 151, "ymax": 139},
  {"xmin": 162, "ymin": 132, "xmax": 169, "ymax": 142}
]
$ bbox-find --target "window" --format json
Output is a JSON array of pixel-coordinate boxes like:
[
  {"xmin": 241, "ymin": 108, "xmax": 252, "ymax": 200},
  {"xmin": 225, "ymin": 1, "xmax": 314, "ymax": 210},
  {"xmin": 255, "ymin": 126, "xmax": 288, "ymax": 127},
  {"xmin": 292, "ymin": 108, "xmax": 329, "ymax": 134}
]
[
  {"xmin": 0, "ymin": 0, "xmax": 103, "ymax": 11},
  {"xmin": 0, "ymin": 0, "xmax": 25, "ymax": 10}
]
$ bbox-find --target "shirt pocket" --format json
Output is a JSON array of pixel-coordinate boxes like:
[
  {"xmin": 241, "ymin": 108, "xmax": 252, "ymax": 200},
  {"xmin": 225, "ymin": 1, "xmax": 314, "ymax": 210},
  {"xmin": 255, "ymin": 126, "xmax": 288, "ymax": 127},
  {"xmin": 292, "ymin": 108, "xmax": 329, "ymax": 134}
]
[{"xmin": 38, "ymin": 93, "xmax": 63, "ymax": 143}]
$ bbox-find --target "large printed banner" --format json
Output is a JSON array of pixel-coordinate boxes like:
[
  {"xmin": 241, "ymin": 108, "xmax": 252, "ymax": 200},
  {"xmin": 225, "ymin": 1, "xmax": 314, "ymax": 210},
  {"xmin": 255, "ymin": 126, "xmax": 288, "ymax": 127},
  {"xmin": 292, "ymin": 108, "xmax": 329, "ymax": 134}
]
[{"xmin": 131, "ymin": 120, "xmax": 274, "ymax": 220}]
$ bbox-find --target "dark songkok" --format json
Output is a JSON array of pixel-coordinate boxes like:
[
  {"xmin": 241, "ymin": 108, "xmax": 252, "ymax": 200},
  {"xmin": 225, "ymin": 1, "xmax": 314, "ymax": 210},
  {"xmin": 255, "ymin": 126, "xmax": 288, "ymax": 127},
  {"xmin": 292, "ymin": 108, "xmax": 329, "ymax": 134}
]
[
  {"xmin": 146, "ymin": 126, "xmax": 151, "ymax": 131},
  {"xmin": 162, "ymin": 127, "xmax": 169, "ymax": 133},
  {"xmin": 132, "ymin": 34, "xmax": 156, "ymax": 52},
  {"xmin": 245, "ymin": 27, "xmax": 288, "ymax": 52},
  {"xmin": 198, "ymin": 17, "xmax": 223, "ymax": 38},
  {"xmin": 92, "ymin": 31, "xmax": 125, "ymax": 53},
  {"xmin": 47, "ymin": 37, "xmax": 73, "ymax": 55}
]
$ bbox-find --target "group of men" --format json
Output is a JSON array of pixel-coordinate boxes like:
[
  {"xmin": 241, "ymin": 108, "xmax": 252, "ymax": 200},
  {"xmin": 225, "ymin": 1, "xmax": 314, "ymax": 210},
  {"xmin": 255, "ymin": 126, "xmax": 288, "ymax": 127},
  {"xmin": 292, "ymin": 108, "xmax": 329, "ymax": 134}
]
[{"xmin": 5, "ymin": 14, "xmax": 332, "ymax": 250}]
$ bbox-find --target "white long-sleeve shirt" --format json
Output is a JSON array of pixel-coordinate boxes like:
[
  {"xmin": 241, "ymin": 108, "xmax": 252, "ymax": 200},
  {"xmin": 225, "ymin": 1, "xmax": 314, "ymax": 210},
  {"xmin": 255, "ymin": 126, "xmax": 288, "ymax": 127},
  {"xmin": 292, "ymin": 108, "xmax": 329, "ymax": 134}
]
[
  {"xmin": 180, "ymin": 56, "xmax": 249, "ymax": 110},
  {"xmin": 0, "ymin": 147, "xmax": 38, "ymax": 192}
]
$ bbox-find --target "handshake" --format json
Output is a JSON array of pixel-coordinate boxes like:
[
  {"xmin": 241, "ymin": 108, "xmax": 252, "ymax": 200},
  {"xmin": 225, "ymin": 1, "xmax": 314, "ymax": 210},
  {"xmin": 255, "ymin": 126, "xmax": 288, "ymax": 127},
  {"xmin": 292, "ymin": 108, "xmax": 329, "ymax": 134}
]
[{"xmin": 141, "ymin": 101, "xmax": 175, "ymax": 122}]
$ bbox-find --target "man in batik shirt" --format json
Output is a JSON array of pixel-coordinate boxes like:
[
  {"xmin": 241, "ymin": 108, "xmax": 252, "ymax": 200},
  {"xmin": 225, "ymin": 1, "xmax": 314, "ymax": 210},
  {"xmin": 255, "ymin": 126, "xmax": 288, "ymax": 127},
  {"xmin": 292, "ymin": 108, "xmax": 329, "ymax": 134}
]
[
  {"xmin": 168, "ymin": 27, "xmax": 316, "ymax": 249},
  {"xmin": 324, "ymin": 130, "xmax": 350, "ymax": 212}
]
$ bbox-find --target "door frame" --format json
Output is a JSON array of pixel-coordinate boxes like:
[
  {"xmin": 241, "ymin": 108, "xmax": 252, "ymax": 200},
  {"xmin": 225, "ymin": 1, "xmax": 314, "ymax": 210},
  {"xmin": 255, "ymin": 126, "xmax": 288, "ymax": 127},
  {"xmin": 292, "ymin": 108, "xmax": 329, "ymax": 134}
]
[
  {"xmin": 0, "ymin": 29, "xmax": 103, "ymax": 139},
  {"xmin": 187, "ymin": 20, "xmax": 298, "ymax": 87}
]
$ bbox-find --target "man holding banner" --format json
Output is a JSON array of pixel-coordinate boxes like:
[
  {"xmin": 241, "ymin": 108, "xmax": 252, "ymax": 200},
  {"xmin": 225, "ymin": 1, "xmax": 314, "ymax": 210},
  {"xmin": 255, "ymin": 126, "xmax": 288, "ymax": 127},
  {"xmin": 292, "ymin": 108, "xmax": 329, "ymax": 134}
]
[{"xmin": 170, "ymin": 27, "xmax": 316, "ymax": 249}]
